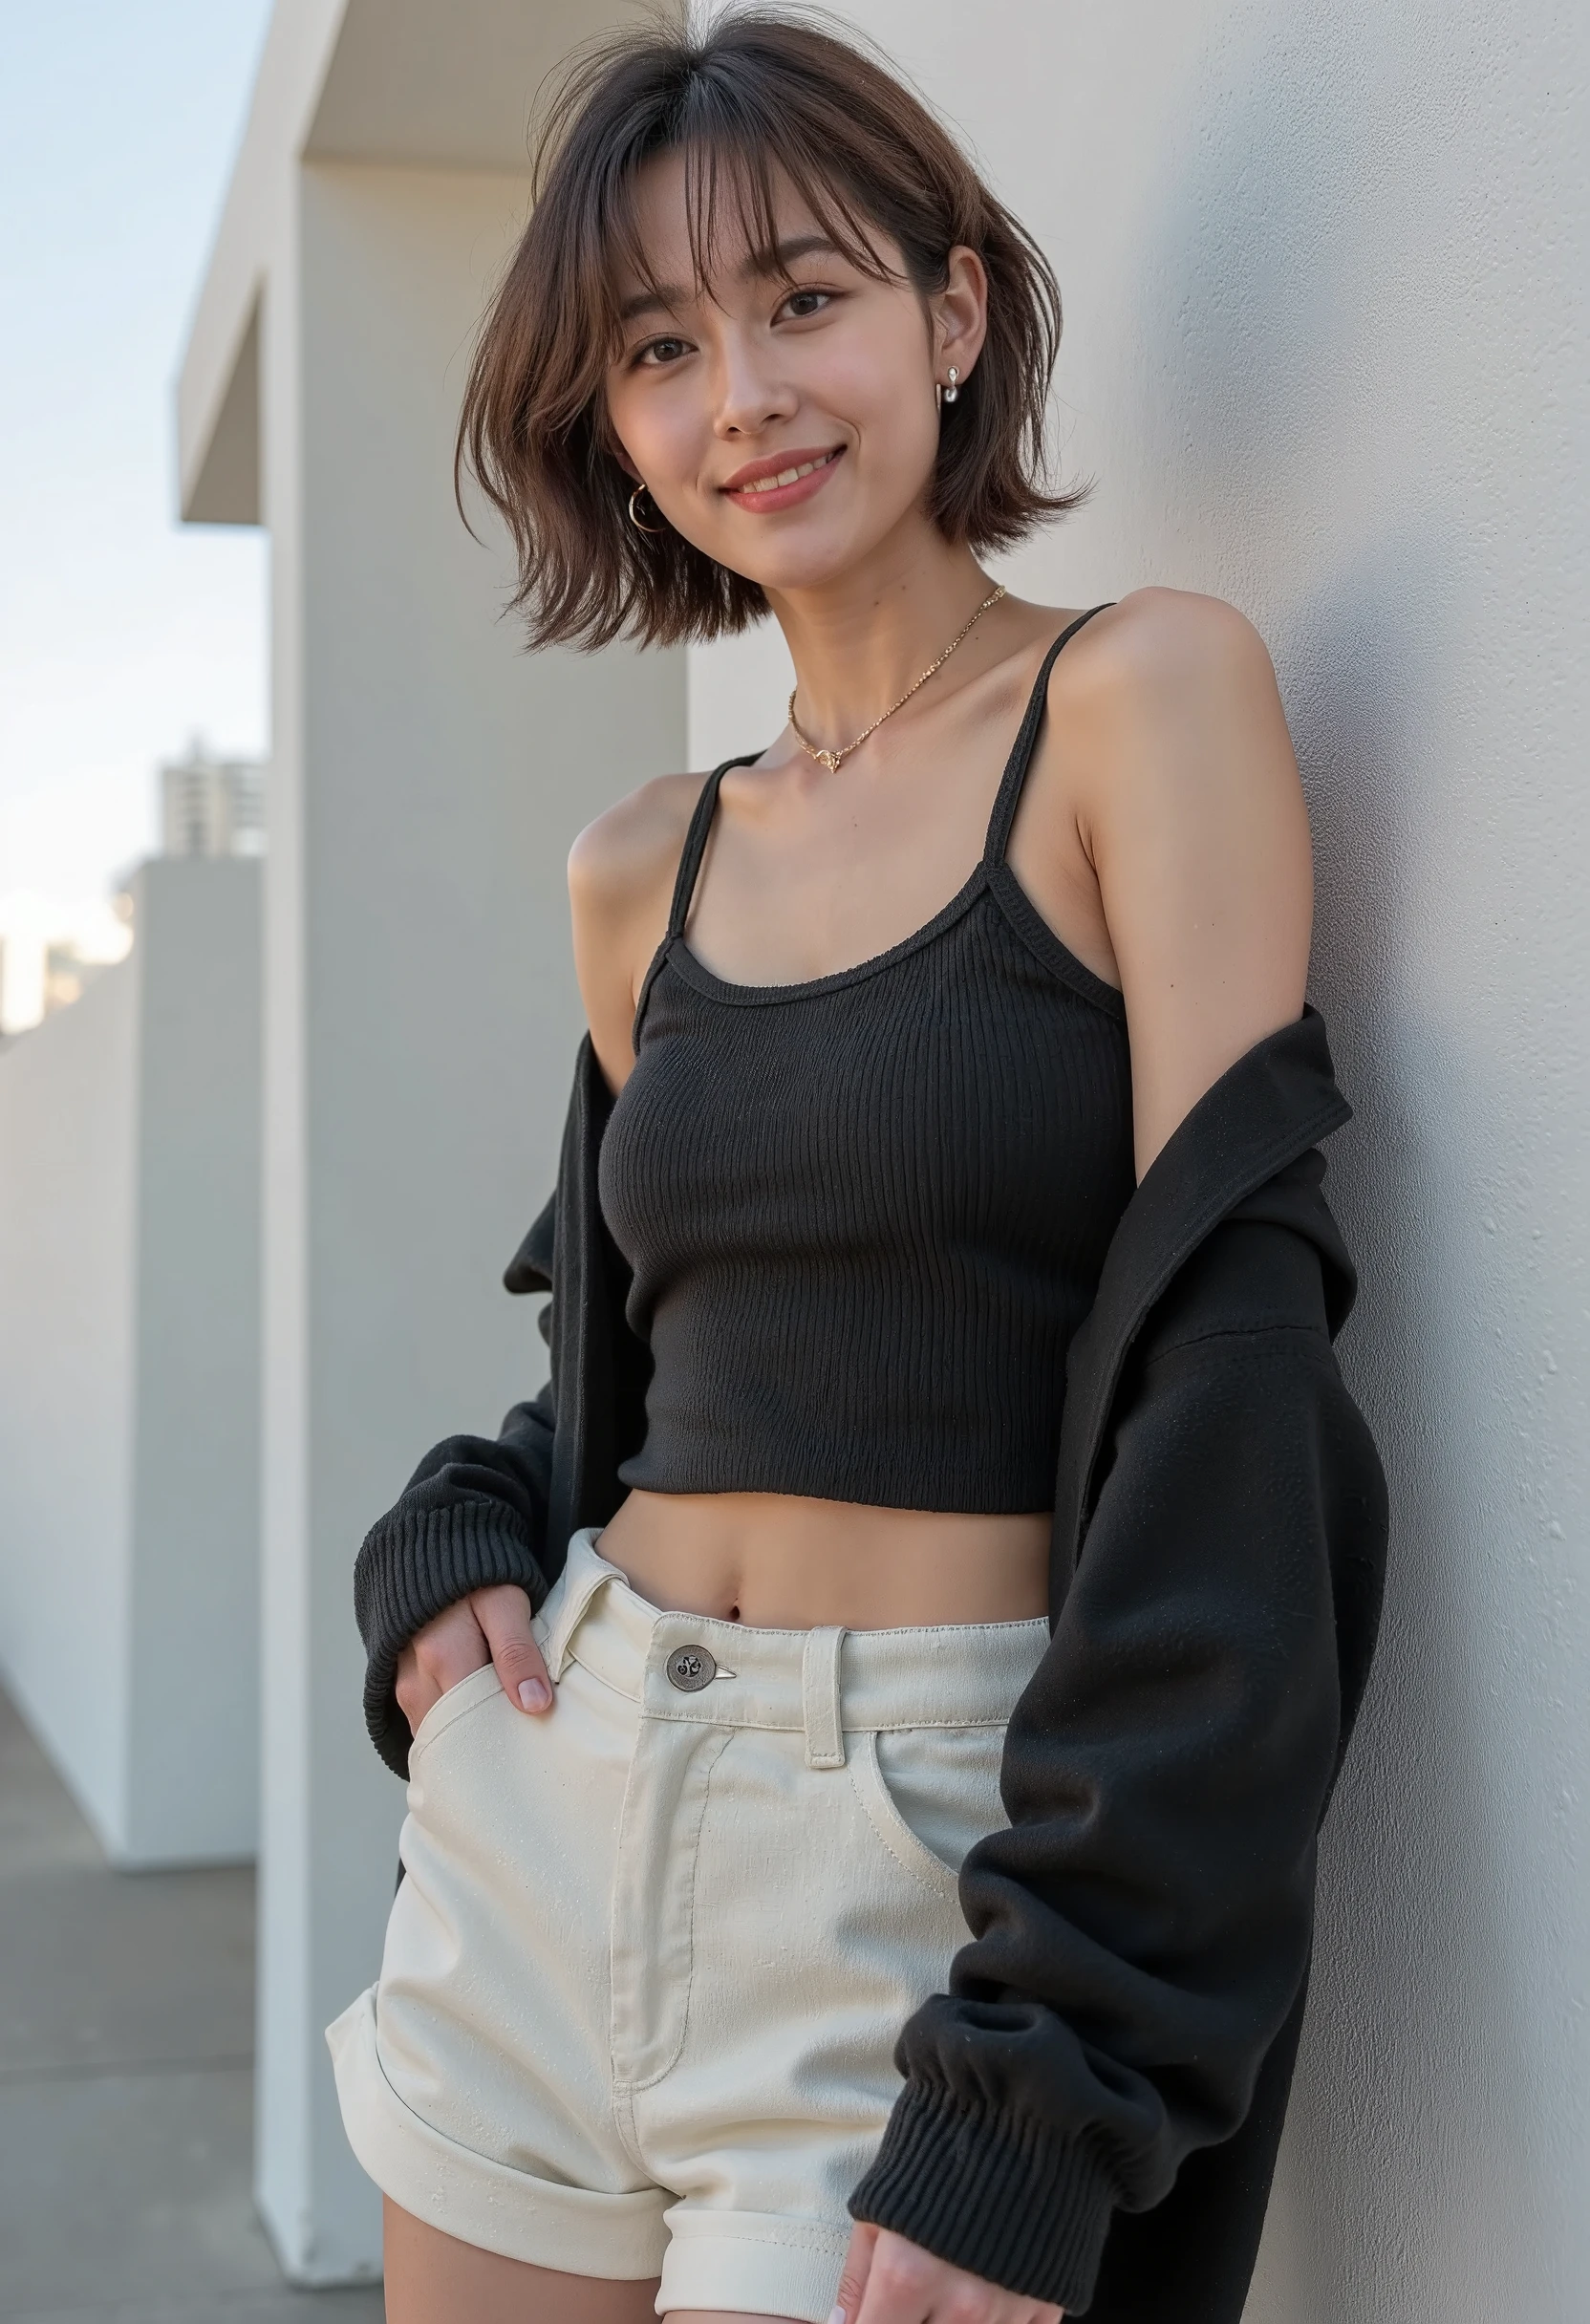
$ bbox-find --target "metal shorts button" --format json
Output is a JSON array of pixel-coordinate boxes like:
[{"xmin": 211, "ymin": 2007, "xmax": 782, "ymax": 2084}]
[{"xmin": 665, "ymin": 1644, "xmax": 717, "ymax": 1693}]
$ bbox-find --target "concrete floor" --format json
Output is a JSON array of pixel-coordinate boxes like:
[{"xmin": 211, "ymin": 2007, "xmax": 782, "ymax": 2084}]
[{"xmin": 0, "ymin": 1685, "xmax": 384, "ymax": 2324}]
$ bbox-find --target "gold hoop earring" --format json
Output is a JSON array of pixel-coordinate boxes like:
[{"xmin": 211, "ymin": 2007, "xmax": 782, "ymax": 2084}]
[{"xmin": 628, "ymin": 483, "xmax": 664, "ymax": 534}]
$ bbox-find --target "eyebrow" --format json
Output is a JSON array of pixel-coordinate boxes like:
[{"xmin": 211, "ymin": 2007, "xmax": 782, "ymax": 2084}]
[{"xmin": 617, "ymin": 235, "xmax": 847, "ymax": 325}]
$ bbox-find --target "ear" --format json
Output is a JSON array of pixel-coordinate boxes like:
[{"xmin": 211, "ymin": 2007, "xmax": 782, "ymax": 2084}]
[{"xmin": 931, "ymin": 245, "xmax": 990, "ymax": 388}]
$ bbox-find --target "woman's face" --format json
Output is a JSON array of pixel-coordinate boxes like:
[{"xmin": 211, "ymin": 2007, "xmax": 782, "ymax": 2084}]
[{"xmin": 603, "ymin": 152, "xmax": 985, "ymax": 596}]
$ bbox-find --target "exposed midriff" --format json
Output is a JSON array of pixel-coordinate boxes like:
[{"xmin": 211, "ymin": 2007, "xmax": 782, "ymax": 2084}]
[{"xmin": 596, "ymin": 1489, "xmax": 1050, "ymax": 1628}]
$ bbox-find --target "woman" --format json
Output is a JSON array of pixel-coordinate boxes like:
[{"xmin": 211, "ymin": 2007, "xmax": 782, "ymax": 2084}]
[{"xmin": 328, "ymin": 14, "xmax": 1386, "ymax": 2324}]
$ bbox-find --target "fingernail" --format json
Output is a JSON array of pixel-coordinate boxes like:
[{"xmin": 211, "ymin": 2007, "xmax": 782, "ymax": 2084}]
[
  {"xmin": 518, "ymin": 1678, "xmax": 550, "ymax": 1711},
  {"xmin": 828, "ymin": 2308, "xmax": 846, "ymax": 2324}
]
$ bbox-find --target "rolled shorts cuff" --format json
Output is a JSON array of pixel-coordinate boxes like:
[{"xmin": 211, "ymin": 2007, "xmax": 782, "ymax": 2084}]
[
  {"xmin": 325, "ymin": 1985, "xmax": 670, "ymax": 2279},
  {"xmin": 659, "ymin": 2207, "xmax": 854, "ymax": 2322}
]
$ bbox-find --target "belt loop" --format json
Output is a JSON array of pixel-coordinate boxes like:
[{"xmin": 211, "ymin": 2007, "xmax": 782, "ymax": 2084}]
[
  {"xmin": 542, "ymin": 1529, "xmax": 620, "ymax": 1682},
  {"xmin": 802, "ymin": 1626, "xmax": 848, "ymax": 1770}
]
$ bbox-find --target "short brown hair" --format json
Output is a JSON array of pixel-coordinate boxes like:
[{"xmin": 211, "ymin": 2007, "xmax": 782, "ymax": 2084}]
[{"xmin": 457, "ymin": 7, "xmax": 1085, "ymax": 651}]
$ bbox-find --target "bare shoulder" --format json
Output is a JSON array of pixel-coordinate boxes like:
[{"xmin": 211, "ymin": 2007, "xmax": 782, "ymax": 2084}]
[
  {"xmin": 1045, "ymin": 584, "xmax": 1303, "ymax": 854},
  {"xmin": 567, "ymin": 770, "xmax": 707, "ymax": 926},
  {"xmin": 1048, "ymin": 585, "xmax": 1281, "ymax": 730},
  {"xmin": 1044, "ymin": 587, "xmax": 1313, "ymax": 1173},
  {"xmin": 568, "ymin": 770, "xmax": 710, "ymax": 1092}
]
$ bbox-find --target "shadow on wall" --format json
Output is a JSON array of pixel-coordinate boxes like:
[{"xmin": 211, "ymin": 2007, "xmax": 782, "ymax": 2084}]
[
  {"xmin": 1261, "ymin": 547, "xmax": 1550, "ymax": 2321},
  {"xmin": 1114, "ymin": 1, "xmax": 1452, "ymax": 592},
  {"xmin": 1107, "ymin": 7, "xmax": 1566, "ymax": 2318}
]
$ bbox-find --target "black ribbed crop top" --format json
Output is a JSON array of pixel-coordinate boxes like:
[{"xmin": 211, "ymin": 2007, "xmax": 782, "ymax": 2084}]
[{"xmin": 598, "ymin": 606, "xmax": 1136, "ymax": 1513}]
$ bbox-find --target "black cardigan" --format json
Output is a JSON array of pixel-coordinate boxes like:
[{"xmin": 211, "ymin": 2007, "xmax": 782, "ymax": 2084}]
[{"xmin": 354, "ymin": 1005, "xmax": 1387, "ymax": 2318}]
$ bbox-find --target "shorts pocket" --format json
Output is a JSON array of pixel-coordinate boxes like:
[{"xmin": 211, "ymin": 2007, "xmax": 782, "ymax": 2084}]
[
  {"xmin": 407, "ymin": 1662, "xmax": 505, "ymax": 1762},
  {"xmin": 846, "ymin": 1724, "xmax": 1008, "ymax": 1906}
]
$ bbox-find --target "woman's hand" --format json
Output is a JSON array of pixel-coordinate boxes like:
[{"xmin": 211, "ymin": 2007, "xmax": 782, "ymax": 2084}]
[
  {"xmin": 834, "ymin": 2224, "xmax": 1063, "ymax": 2324},
  {"xmin": 394, "ymin": 1584, "xmax": 554, "ymax": 1737}
]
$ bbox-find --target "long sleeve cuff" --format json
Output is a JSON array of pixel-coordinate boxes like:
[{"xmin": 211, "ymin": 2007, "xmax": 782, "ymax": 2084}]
[
  {"xmin": 848, "ymin": 2078, "xmax": 1119, "ymax": 2312},
  {"xmin": 355, "ymin": 1498, "xmax": 548, "ymax": 1777}
]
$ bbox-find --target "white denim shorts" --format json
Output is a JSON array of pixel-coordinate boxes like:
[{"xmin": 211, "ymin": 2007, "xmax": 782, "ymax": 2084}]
[{"xmin": 327, "ymin": 1526, "xmax": 1047, "ymax": 2318}]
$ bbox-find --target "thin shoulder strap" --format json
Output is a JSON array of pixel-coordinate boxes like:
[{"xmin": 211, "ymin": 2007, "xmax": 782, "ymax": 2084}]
[
  {"xmin": 982, "ymin": 602, "xmax": 1115, "ymax": 867},
  {"xmin": 631, "ymin": 755, "xmax": 753, "ymax": 1044},
  {"xmin": 666, "ymin": 760, "xmax": 736, "ymax": 938}
]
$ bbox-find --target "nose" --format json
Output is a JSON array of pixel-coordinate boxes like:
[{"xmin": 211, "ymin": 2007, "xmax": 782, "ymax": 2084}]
[{"xmin": 711, "ymin": 329, "xmax": 798, "ymax": 440}]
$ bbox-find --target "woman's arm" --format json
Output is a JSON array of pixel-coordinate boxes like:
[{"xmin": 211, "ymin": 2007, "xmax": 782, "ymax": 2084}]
[
  {"xmin": 843, "ymin": 594, "xmax": 1383, "ymax": 2318},
  {"xmin": 1060, "ymin": 586, "xmax": 1315, "ymax": 1174}
]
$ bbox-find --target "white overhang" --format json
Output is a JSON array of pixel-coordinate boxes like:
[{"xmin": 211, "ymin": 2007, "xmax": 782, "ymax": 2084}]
[{"xmin": 177, "ymin": 0, "xmax": 656, "ymax": 525}]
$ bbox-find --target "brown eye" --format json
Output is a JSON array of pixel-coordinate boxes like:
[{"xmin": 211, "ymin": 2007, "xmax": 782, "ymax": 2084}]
[
  {"xmin": 780, "ymin": 290, "xmax": 831, "ymax": 321},
  {"xmin": 638, "ymin": 336, "xmax": 689, "ymax": 367}
]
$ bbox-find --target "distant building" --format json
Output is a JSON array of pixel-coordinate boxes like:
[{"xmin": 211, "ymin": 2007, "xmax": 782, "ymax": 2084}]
[
  {"xmin": 0, "ymin": 746, "xmax": 263, "ymax": 1036},
  {"xmin": 160, "ymin": 742, "xmax": 267, "ymax": 859},
  {"xmin": 42, "ymin": 940, "xmax": 116, "ymax": 1016},
  {"xmin": 0, "ymin": 892, "xmax": 133, "ymax": 1037}
]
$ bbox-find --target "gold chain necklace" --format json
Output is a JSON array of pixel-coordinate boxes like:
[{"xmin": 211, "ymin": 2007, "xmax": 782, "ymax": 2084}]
[{"xmin": 786, "ymin": 583, "xmax": 1007, "ymax": 773}]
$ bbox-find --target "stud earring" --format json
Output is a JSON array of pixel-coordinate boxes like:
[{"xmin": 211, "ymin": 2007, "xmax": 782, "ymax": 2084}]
[
  {"xmin": 628, "ymin": 483, "xmax": 664, "ymax": 534},
  {"xmin": 944, "ymin": 365, "xmax": 959, "ymax": 404}
]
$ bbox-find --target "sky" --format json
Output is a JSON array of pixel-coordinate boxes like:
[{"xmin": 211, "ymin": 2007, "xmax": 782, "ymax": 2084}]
[{"xmin": 0, "ymin": 1, "xmax": 273, "ymax": 906}]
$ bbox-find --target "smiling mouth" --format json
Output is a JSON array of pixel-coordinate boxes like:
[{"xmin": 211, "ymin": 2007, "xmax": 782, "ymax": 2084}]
[{"xmin": 724, "ymin": 448, "xmax": 843, "ymax": 497}]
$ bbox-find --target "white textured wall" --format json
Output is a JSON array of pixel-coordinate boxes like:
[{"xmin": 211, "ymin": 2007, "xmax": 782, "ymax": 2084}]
[
  {"xmin": 0, "ymin": 860, "xmax": 263, "ymax": 1865},
  {"xmin": 690, "ymin": 4, "xmax": 1590, "ymax": 2316}
]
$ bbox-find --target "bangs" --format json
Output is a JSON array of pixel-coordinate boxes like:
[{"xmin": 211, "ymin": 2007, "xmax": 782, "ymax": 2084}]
[
  {"xmin": 538, "ymin": 35, "xmax": 928, "ymax": 372},
  {"xmin": 599, "ymin": 134, "xmax": 902, "ymax": 348},
  {"xmin": 604, "ymin": 139, "xmax": 901, "ymax": 348}
]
